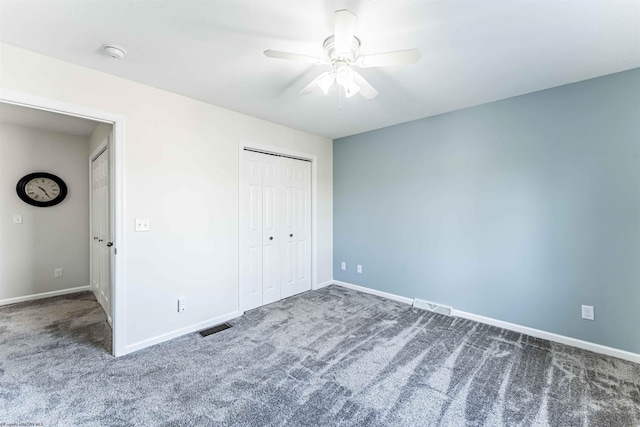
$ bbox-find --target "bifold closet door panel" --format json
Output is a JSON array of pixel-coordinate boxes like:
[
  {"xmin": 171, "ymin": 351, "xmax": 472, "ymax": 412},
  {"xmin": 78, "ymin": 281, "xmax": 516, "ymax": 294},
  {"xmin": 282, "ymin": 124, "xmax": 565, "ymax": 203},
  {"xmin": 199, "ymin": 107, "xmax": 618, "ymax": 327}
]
[
  {"xmin": 239, "ymin": 151, "xmax": 265, "ymax": 311},
  {"xmin": 281, "ymin": 157, "xmax": 311, "ymax": 299},
  {"xmin": 261, "ymin": 155, "xmax": 282, "ymax": 305}
]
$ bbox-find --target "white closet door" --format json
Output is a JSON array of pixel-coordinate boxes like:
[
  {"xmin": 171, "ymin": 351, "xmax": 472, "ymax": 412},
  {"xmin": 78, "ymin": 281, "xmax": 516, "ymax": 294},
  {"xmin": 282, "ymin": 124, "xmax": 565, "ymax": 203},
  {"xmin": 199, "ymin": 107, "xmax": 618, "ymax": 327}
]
[
  {"xmin": 281, "ymin": 157, "xmax": 311, "ymax": 298},
  {"xmin": 239, "ymin": 151, "xmax": 265, "ymax": 311},
  {"xmin": 239, "ymin": 150, "xmax": 312, "ymax": 312},
  {"xmin": 261, "ymin": 155, "xmax": 282, "ymax": 305}
]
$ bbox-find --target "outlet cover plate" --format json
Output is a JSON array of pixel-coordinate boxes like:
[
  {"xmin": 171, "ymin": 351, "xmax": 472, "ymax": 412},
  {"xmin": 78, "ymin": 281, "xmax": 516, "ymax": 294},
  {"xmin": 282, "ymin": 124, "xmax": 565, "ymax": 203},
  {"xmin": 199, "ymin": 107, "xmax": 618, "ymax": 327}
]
[
  {"xmin": 581, "ymin": 305, "xmax": 594, "ymax": 320},
  {"xmin": 135, "ymin": 218, "xmax": 150, "ymax": 232}
]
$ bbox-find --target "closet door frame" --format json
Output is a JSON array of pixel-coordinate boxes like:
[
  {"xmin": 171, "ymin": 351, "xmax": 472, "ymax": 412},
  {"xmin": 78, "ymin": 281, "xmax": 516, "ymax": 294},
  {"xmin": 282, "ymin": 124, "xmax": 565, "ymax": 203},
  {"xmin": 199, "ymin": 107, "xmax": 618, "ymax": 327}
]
[{"xmin": 238, "ymin": 140, "xmax": 318, "ymax": 313}]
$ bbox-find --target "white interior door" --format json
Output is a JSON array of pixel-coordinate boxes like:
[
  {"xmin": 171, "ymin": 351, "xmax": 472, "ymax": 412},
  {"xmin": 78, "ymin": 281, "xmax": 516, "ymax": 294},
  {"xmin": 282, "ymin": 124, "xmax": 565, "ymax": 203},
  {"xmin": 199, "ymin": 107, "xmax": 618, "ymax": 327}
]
[
  {"xmin": 261, "ymin": 155, "xmax": 281, "ymax": 305},
  {"xmin": 91, "ymin": 146, "xmax": 111, "ymax": 324},
  {"xmin": 91, "ymin": 163, "xmax": 100, "ymax": 294},
  {"xmin": 240, "ymin": 150, "xmax": 311, "ymax": 312},
  {"xmin": 281, "ymin": 157, "xmax": 311, "ymax": 299},
  {"xmin": 240, "ymin": 150, "xmax": 265, "ymax": 311}
]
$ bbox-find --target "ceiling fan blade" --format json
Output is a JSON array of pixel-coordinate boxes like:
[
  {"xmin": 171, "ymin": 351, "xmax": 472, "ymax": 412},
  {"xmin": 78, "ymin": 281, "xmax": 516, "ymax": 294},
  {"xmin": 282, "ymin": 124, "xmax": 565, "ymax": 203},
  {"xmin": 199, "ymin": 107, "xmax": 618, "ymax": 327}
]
[
  {"xmin": 334, "ymin": 9, "xmax": 357, "ymax": 53},
  {"xmin": 264, "ymin": 50, "xmax": 324, "ymax": 64},
  {"xmin": 299, "ymin": 71, "xmax": 335, "ymax": 95},
  {"xmin": 356, "ymin": 49, "xmax": 422, "ymax": 68},
  {"xmin": 353, "ymin": 72, "xmax": 378, "ymax": 99}
]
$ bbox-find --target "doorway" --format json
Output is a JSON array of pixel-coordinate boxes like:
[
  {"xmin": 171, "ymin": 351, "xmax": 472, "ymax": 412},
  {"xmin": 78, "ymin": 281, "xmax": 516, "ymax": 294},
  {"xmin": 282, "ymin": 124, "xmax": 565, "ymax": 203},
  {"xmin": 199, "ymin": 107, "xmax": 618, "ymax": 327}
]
[{"xmin": 0, "ymin": 90, "xmax": 125, "ymax": 356}]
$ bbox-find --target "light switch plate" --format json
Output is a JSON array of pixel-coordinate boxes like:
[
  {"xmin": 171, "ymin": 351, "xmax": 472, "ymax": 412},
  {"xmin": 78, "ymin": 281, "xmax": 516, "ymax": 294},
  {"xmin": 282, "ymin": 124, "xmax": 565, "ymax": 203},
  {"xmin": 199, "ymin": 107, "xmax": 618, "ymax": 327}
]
[
  {"xmin": 178, "ymin": 297, "xmax": 187, "ymax": 313},
  {"xmin": 135, "ymin": 218, "xmax": 150, "ymax": 232}
]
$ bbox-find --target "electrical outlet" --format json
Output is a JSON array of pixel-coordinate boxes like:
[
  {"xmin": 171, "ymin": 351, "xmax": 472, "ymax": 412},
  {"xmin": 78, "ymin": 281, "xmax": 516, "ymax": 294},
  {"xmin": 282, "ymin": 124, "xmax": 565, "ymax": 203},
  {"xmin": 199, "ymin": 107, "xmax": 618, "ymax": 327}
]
[
  {"xmin": 178, "ymin": 297, "xmax": 187, "ymax": 313},
  {"xmin": 581, "ymin": 305, "xmax": 594, "ymax": 320},
  {"xmin": 341, "ymin": 262, "xmax": 346, "ymax": 270},
  {"xmin": 357, "ymin": 264, "xmax": 362, "ymax": 274},
  {"xmin": 135, "ymin": 218, "xmax": 150, "ymax": 232},
  {"xmin": 54, "ymin": 268, "xmax": 63, "ymax": 278}
]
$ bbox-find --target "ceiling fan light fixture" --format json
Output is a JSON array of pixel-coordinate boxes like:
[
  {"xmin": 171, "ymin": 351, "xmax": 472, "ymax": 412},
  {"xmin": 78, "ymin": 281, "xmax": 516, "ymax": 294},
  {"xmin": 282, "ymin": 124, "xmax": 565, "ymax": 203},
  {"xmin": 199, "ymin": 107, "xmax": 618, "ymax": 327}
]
[
  {"xmin": 335, "ymin": 65, "xmax": 354, "ymax": 88},
  {"xmin": 345, "ymin": 81, "xmax": 360, "ymax": 98},
  {"xmin": 316, "ymin": 72, "xmax": 336, "ymax": 95},
  {"xmin": 264, "ymin": 9, "xmax": 419, "ymax": 101}
]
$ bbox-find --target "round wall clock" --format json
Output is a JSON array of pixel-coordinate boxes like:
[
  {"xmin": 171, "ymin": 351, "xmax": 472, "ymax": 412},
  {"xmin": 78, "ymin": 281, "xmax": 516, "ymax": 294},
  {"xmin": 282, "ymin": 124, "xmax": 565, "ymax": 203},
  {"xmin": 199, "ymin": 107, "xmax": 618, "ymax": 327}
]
[{"xmin": 16, "ymin": 172, "xmax": 68, "ymax": 207}]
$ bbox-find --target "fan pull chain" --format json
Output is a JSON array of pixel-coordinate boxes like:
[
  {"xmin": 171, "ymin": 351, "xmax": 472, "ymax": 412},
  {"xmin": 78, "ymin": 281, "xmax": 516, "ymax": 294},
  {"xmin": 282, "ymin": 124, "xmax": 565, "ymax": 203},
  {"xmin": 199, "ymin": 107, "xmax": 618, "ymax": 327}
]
[{"xmin": 339, "ymin": 86, "xmax": 343, "ymax": 111}]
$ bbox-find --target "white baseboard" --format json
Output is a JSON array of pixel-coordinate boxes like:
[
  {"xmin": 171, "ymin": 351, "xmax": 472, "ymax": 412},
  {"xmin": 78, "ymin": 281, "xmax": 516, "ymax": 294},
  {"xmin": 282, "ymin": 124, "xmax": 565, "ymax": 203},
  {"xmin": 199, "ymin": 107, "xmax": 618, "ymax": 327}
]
[
  {"xmin": 452, "ymin": 309, "xmax": 640, "ymax": 364},
  {"xmin": 333, "ymin": 280, "xmax": 414, "ymax": 305},
  {"xmin": 331, "ymin": 280, "xmax": 640, "ymax": 364},
  {"xmin": 124, "ymin": 310, "xmax": 241, "ymax": 355},
  {"xmin": 0, "ymin": 286, "xmax": 91, "ymax": 306},
  {"xmin": 313, "ymin": 280, "xmax": 334, "ymax": 290}
]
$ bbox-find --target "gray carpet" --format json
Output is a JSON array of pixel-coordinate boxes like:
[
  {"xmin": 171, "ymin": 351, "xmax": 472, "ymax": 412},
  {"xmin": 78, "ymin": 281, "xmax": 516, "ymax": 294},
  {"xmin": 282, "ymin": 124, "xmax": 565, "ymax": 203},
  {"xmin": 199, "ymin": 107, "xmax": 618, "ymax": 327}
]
[{"xmin": 1, "ymin": 286, "xmax": 638, "ymax": 426}]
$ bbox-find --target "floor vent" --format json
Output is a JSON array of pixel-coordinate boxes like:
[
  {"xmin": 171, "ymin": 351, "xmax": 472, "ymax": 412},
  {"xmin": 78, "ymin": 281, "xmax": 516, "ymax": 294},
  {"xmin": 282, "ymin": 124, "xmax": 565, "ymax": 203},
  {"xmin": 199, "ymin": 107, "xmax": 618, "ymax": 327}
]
[
  {"xmin": 413, "ymin": 298, "xmax": 452, "ymax": 316},
  {"xmin": 199, "ymin": 322, "xmax": 232, "ymax": 337}
]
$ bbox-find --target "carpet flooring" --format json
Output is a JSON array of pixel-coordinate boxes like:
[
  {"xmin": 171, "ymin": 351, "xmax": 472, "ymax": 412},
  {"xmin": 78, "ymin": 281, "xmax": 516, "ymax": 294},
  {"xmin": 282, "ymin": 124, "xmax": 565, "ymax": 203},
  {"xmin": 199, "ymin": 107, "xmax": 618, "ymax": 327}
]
[{"xmin": 1, "ymin": 286, "xmax": 639, "ymax": 426}]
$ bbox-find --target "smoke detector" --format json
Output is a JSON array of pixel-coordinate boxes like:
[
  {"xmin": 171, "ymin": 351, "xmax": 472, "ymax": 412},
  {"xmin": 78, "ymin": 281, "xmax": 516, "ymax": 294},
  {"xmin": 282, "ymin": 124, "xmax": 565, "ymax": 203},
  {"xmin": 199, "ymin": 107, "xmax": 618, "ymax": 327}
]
[{"xmin": 103, "ymin": 44, "xmax": 126, "ymax": 59}]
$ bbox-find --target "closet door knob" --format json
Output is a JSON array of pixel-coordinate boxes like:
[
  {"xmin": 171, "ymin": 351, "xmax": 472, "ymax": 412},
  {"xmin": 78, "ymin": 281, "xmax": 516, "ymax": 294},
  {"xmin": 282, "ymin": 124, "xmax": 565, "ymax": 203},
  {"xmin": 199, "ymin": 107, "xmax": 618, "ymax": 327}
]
[
  {"xmin": 269, "ymin": 236, "xmax": 273, "ymax": 240},
  {"xmin": 93, "ymin": 237, "xmax": 99, "ymax": 240},
  {"xmin": 289, "ymin": 234, "xmax": 293, "ymax": 237},
  {"xmin": 106, "ymin": 242, "xmax": 113, "ymax": 247}
]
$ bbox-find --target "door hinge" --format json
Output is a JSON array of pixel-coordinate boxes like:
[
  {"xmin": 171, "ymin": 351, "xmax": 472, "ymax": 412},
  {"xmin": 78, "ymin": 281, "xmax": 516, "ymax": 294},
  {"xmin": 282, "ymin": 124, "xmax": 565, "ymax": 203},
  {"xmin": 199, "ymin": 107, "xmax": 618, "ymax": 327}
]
[{"xmin": 114, "ymin": 248, "xmax": 117, "ymax": 255}]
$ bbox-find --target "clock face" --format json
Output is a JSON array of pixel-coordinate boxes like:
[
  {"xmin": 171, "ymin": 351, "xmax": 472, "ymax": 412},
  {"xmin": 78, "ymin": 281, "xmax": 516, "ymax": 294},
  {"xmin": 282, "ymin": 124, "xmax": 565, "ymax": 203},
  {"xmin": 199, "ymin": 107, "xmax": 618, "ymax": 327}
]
[
  {"xmin": 16, "ymin": 172, "xmax": 68, "ymax": 207},
  {"xmin": 26, "ymin": 177, "xmax": 61, "ymax": 202}
]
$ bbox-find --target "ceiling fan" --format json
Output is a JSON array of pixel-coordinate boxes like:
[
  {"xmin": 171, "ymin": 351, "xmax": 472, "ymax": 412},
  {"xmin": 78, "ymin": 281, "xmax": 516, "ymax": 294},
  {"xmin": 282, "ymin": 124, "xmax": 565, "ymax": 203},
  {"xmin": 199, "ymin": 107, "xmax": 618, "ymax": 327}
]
[{"xmin": 264, "ymin": 9, "xmax": 422, "ymax": 100}]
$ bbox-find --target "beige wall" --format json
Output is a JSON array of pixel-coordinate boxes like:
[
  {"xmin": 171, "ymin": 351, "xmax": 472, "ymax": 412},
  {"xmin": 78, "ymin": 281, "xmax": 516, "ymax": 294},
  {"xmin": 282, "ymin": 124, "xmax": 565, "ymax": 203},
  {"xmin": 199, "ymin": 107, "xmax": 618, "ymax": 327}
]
[
  {"xmin": 0, "ymin": 43, "xmax": 333, "ymax": 352},
  {"xmin": 0, "ymin": 123, "xmax": 90, "ymax": 300}
]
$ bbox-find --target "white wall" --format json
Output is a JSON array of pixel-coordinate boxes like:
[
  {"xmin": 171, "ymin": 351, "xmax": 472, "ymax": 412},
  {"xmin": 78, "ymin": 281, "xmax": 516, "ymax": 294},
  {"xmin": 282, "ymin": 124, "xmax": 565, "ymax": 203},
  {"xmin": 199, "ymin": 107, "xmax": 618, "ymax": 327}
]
[
  {"xmin": 89, "ymin": 122, "xmax": 111, "ymax": 155},
  {"xmin": 0, "ymin": 123, "xmax": 90, "ymax": 301},
  {"xmin": 0, "ymin": 43, "xmax": 333, "ymax": 353}
]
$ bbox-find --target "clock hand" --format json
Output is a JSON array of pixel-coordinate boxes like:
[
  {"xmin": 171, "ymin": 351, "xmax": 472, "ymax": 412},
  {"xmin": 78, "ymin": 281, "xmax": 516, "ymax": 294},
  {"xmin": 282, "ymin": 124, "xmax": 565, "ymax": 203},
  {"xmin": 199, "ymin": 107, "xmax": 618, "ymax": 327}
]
[{"xmin": 38, "ymin": 186, "xmax": 51, "ymax": 198}]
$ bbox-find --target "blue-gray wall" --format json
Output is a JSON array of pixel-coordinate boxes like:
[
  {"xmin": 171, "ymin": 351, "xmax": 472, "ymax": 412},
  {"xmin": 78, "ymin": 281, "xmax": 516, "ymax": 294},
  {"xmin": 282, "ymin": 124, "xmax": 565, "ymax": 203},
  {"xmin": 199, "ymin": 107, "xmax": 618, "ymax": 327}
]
[{"xmin": 334, "ymin": 68, "xmax": 640, "ymax": 354}]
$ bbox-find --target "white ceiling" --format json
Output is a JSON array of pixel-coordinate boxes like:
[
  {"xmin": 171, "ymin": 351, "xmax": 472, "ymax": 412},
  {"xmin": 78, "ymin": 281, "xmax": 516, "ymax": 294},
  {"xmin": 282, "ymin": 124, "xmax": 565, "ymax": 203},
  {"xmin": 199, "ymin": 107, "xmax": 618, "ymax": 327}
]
[
  {"xmin": 0, "ymin": 102, "xmax": 99, "ymax": 137},
  {"xmin": 0, "ymin": 1, "xmax": 638, "ymax": 139}
]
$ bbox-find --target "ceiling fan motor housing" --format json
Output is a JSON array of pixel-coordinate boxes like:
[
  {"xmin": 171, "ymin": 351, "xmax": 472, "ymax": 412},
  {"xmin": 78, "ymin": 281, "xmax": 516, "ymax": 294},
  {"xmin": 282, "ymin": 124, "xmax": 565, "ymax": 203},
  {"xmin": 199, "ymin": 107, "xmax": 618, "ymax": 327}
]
[{"xmin": 323, "ymin": 35, "xmax": 361, "ymax": 66}]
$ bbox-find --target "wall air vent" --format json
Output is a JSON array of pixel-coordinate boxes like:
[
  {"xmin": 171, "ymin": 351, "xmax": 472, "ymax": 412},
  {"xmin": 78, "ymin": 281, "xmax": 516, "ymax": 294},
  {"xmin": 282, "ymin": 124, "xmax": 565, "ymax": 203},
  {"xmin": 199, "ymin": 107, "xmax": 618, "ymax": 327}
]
[{"xmin": 413, "ymin": 298, "xmax": 452, "ymax": 316}]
